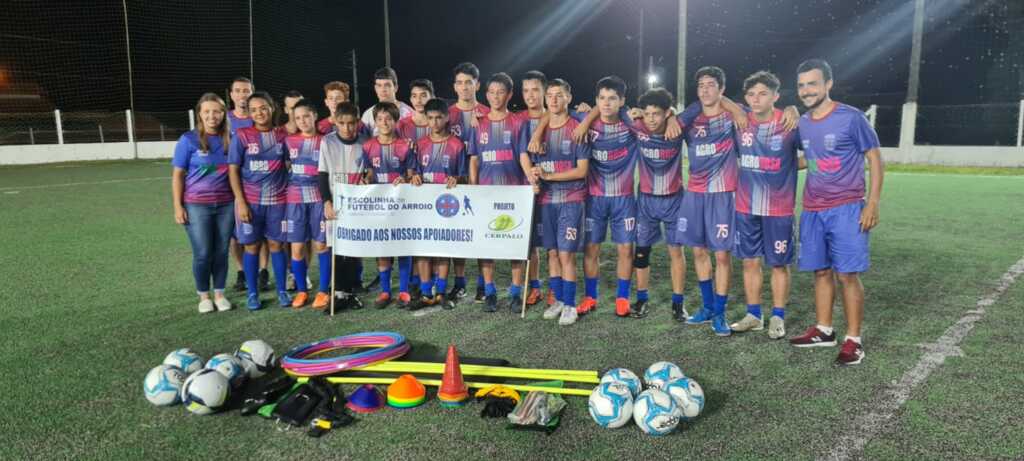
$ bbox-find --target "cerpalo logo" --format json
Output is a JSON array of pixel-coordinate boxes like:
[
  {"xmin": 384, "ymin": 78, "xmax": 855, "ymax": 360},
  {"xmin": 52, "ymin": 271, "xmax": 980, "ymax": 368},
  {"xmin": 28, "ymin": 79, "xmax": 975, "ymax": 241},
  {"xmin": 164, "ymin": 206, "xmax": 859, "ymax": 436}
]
[{"xmin": 485, "ymin": 201, "xmax": 525, "ymax": 240}]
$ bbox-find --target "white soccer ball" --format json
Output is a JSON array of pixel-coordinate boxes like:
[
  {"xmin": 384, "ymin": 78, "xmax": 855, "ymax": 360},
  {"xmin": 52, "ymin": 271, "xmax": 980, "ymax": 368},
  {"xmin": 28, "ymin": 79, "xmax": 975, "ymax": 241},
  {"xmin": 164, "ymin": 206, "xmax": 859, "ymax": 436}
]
[
  {"xmin": 643, "ymin": 361, "xmax": 684, "ymax": 390},
  {"xmin": 235, "ymin": 339, "xmax": 276, "ymax": 378},
  {"xmin": 181, "ymin": 369, "xmax": 230, "ymax": 415},
  {"xmin": 588, "ymin": 382, "xmax": 634, "ymax": 429},
  {"xmin": 633, "ymin": 388, "xmax": 681, "ymax": 436},
  {"xmin": 664, "ymin": 377, "xmax": 705, "ymax": 421},
  {"xmin": 143, "ymin": 365, "xmax": 186, "ymax": 406},
  {"xmin": 205, "ymin": 353, "xmax": 247, "ymax": 389},
  {"xmin": 600, "ymin": 368, "xmax": 641, "ymax": 397},
  {"xmin": 163, "ymin": 348, "xmax": 204, "ymax": 374}
]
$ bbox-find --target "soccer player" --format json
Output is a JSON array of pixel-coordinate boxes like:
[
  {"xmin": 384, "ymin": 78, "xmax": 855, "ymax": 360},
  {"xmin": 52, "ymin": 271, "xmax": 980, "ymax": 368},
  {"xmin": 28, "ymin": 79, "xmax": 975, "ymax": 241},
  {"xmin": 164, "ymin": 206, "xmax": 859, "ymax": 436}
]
[
  {"xmin": 227, "ymin": 91, "xmax": 292, "ymax": 311},
  {"xmin": 410, "ymin": 98, "xmax": 465, "ymax": 310},
  {"xmin": 397, "ymin": 79, "xmax": 434, "ymax": 142},
  {"xmin": 525, "ymin": 78, "xmax": 590, "ymax": 325},
  {"xmin": 282, "ymin": 99, "xmax": 334, "ymax": 310},
  {"xmin": 788, "ymin": 59, "xmax": 883, "ymax": 366},
  {"xmin": 226, "ymin": 77, "xmax": 257, "ymax": 292},
  {"xmin": 318, "ymin": 81, "xmax": 351, "ymax": 135},
  {"xmin": 362, "ymin": 102, "xmax": 418, "ymax": 309},
  {"xmin": 447, "ymin": 62, "xmax": 489, "ymax": 304},
  {"xmin": 517, "ymin": 70, "xmax": 548, "ymax": 308},
  {"xmin": 282, "ymin": 90, "xmax": 304, "ymax": 135},
  {"xmin": 467, "ymin": 72, "xmax": 529, "ymax": 313},
  {"xmin": 319, "ymin": 101, "xmax": 369, "ymax": 311},
  {"xmin": 728, "ymin": 71, "xmax": 800, "ymax": 339},
  {"xmin": 361, "ymin": 67, "xmax": 415, "ymax": 135},
  {"xmin": 172, "ymin": 93, "xmax": 235, "ymax": 314}
]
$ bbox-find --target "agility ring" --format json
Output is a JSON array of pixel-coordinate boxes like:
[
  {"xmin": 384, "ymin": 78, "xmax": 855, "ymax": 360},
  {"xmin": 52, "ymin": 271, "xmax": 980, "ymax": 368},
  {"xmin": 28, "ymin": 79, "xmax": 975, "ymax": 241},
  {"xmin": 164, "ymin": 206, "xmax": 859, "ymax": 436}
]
[{"xmin": 281, "ymin": 332, "xmax": 410, "ymax": 377}]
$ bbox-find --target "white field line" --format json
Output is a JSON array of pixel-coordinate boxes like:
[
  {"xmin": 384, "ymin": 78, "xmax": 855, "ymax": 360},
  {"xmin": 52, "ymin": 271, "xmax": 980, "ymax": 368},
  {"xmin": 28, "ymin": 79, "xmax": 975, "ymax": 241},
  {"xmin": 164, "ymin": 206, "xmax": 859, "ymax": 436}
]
[{"xmin": 0, "ymin": 176, "xmax": 164, "ymax": 192}]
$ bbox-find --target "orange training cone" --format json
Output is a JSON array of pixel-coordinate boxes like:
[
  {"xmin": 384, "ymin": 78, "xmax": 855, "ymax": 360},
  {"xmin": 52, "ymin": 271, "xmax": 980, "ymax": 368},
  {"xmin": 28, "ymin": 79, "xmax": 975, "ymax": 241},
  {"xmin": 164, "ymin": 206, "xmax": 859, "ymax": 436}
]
[{"xmin": 437, "ymin": 344, "xmax": 469, "ymax": 407}]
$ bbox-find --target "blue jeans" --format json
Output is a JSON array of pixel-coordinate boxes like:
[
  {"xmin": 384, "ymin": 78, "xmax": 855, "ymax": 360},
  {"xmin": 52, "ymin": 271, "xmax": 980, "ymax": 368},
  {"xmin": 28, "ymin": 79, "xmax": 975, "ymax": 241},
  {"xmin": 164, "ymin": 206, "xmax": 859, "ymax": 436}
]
[{"xmin": 183, "ymin": 202, "xmax": 234, "ymax": 293}]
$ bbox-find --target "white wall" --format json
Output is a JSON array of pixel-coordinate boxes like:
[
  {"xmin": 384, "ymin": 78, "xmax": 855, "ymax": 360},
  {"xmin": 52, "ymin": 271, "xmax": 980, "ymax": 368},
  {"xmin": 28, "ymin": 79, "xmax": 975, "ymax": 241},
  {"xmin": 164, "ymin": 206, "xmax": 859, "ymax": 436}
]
[
  {"xmin": 0, "ymin": 141, "xmax": 176, "ymax": 165},
  {"xmin": 881, "ymin": 146, "xmax": 1024, "ymax": 167}
]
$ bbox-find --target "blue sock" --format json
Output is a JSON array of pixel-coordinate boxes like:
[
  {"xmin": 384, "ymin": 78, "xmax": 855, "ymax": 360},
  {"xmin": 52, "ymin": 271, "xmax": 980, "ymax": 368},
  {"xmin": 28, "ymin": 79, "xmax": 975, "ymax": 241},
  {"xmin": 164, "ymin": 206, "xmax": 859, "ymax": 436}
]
[
  {"xmin": 356, "ymin": 260, "xmax": 364, "ymax": 281},
  {"xmin": 528, "ymin": 279, "xmax": 541, "ymax": 290},
  {"xmin": 436, "ymin": 278, "xmax": 448, "ymax": 295},
  {"xmin": 318, "ymin": 251, "xmax": 332, "ymax": 293},
  {"xmin": 411, "ymin": 274, "xmax": 421, "ymax": 290},
  {"xmin": 671, "ymin": 293, "xmax": 685, "ymax": 305},
  {"xmin": 380, "ymin": 268, "xmax": 392, "ymax": 294},
  {"xmin": 699, "ymin": 279, "xmax": 714, "ymax": 312},
  {"xmin": 243, "ymin": 252, "xmax": 259, "ymax": 297},
  {"xmin": 636, "ymin": 289, "xmax": 649, "ymax": 302},
  {"xmin": 398, "ymin": 257, "xmax": 412, "ymax": 293},
  {"xmin": 509, "ymin": 284, "xmax": 522, "ymax": 297},
  {"xmin": 772, "ymin": 307, "xmax": 785, "ymax": 319},
  {"xmin": 485, "ymin": 282, "xmax": 497, "ymax": 296},
  {"xmin": 563, "ymin": 280, "xmax": 577, "ymax": 307},
  {"xmin": 585, "ymin": 277, "xmax": 598, "ymax": 298},
  {"xmin": 291, "ymin": 259, "xmax": 308, "ymax": 292},
  {"xmin": 747, "ymin": 303, "xmax": 762, "ymax": 318},
  {"xmin": 420, "ymin": 281, "xmax": 433, "ymax": 297},
  {"xmin": 616, "ymin": 279, "xmax": 630, "ymax": 299},
  {"xmin": 477, "ymin": 274, "xmax": 485, "ymax": 289},
  {"xmin": 455, "ymin": 276, "xmax": 466, "ymax": 289},
  {"xmin": 270, "ymin": 251, "xmax": 287, "ymax": 293},
  {"xmin": 713, "ymin": 293, "xmax": 728, "ymax": 315},
  {"xmin": 549, "ymin": 277, "xmax": 563, "ymax": 299}
]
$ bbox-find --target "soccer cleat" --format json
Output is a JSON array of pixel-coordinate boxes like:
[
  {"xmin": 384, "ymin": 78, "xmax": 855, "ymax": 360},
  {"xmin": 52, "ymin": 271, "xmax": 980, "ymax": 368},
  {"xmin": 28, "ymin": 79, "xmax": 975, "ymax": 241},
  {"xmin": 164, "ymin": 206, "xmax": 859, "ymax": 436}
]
[
  {"xmin": 730, "ymin": 314, "xmax": 764, "ymax": 332},
  {"xmin": 508, "ymin": 295, "xmax": 524, "ymax": 314},
  {"xmin": 233, "ymin": 271, "xmax": 247, "ymax": 291},
  {"xmin": 286, "ymin": 273, "xmax": 297, "ymax": 292},
  {"xmin": 483, "ymin": 294, "xmax": 498, "ymax": 313},
  {"xmin": 558, "ymin": 305, "xmax": 579, "ymax": 326},
  {"xmin": 577, "ymin": 297, "xmax": 597, "ymax": 316},
  {"xmin": 789, "ymin": 326, "xmax": 837, "ymax": 348},
  {"xmin": 834, "ymin": 339, "xmax": 865, "ymax": 366},
  {"xmin": 348, "ymin": 295, "xmax": 364, "ymax": 310},
  {"xmin": 712, "ymin": 314, "xmax": 732, "ymax": 336},
  {"xmin": 546, "ymin": 289, "xmax": 556, "ymax": 307},
  {"xmin": 291, "ymin": 292, "xmax": 309, "ymax": 309},
  {"xmin": 312, "ymin": 292, "xmax": 330, "ymax": 311},
  {"xmin": 629, "ymin": 299, "xmax": 649, "ymax": 319},
  {"xmin": 543, "ymin": 301, "xmax": 564, "ymax": 320},
  {"xmin": 447, "ymin": 286, "xmax": 468, "ymax": 304},
  {"xmin": 258, "ymin": 269, "xmax": 270, "ymax": 291},
  {"xmin": 277, "ymin": 291, "xmax": 292, "ymax": 308},
  {"xmin": 409, "ymin": 284, "xmax": 421, "ymax": 300},
  {"xmin": 672, "ymin": 303, "xmax": 689, "ymax": 322},
  {"xmin": 474, "ymin": 285, "xmax": 486, "ymax": 304},
  {"xmin": 525, "ymin": 288, "xmax": 542, "ymax": 306},
  {"xmin": 198, "ymin": 299, "xmax": 215, "ymax": 314},
  {"xmin": 686, "ymin": 308, "xmax": 713, "ymax": 325},
  {"xmin": 245, "ymin": 293, "xmax": 261, "ymax": 311},
  {"xmin": 768, "ymin": 315, "xmax": 786, "ymax": 339},
  {"xmin": 214, "ymin": 297, "xmax": 233, "ymax": 312},
  {"xmin": 615, "ymin": 298, "xmax": 631, "ymax": 317},
  {"xmin": 374, "ymin": 293, "xmax": 392, "ymax": 309},
  {"xmin": 398, "ymin": 291, "xmax": 412, "ymax": 309},
  {"xmin": 409, "ymin": 295, "xmax": 433, "ymax": 311},
  {"xmin": 437, "ymin": 294, "xmax": 455, "ymax": 310}
]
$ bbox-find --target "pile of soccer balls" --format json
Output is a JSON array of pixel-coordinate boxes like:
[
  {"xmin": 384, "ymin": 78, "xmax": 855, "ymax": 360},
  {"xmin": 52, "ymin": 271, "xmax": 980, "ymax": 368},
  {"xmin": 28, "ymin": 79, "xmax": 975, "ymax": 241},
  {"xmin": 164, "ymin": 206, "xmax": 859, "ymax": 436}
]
[
  {"xmin": 143, "ymin": 340, "xmax": 276, "ymax": 415},
  {"xmin": 588, "ymin": 361, "xmax": 705, "ymax": 436}
]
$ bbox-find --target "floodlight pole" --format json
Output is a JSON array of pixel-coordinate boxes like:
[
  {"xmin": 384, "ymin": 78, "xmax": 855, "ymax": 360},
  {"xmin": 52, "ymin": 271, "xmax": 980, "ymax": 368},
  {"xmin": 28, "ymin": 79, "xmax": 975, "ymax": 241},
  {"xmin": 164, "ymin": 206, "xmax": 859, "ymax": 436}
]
[
  {"xmin": 907, "ymin": 0, "xmax": 925, "ymax": 103},
  {"xmin": 383, "ymin": 0, "xmax": 391, "ymax": 68},
  {"xmin": 676, "ymin": 0, "xmax": 687, "ymax": 109},
  {"xmin": 122, "ymin": 0, "xmax": 137, "ymax": 158},
  {"xmin": 637, "ymin": 8, "xmax": 644, "ymax": 98},
  {"xmin": 352, "ymin": 50, "xmax": 359, "ymax": 108},
  {"xmin": 248, "ymin": 0, "xmax": 254, "ymax": 82}
]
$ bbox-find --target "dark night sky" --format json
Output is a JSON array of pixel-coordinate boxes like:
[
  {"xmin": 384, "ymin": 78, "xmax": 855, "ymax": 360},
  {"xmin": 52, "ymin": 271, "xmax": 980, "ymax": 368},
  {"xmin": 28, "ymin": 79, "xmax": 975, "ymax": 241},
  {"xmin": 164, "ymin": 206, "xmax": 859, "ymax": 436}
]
[{"xmin": 0, "ymin": 0, "xmax": 1021, "ymax": 145}]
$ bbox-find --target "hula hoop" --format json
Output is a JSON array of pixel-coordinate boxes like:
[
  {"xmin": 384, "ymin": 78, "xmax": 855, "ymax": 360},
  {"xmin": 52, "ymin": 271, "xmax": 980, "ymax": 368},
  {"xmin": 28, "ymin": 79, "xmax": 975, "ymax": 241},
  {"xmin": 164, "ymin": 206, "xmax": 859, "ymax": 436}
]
[{"xmin": 280, "ymin": 332, "xmax": 409, "ymax": 377}]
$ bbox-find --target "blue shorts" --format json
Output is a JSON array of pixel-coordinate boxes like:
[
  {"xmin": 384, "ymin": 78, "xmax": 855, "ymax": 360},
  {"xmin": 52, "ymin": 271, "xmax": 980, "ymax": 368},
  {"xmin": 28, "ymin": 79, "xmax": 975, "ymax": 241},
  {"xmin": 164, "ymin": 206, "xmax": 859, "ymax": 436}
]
[
  {"xmin": 637, "ymin": 192, "xmax": 684, "ymax": 247},
  {"xmin": 678, "ymin": 191, "xmax": 735, "ymax": 252},
  {"xmin": 798, "ymin": 200, "xmax": 870, "ymax": 273},
  {"xmin": 285, "ymin": 202, "xmax": 327, "ymax": 243},
  {"xmin": 541, "ymin": 202, "xmax": 585, "ymax": 252},
  {"xmin": 585, "ymin": 195, "xmax": 636, "ymax": 245},
  {"xmin": 735, "ymin": 212, "xmax": 794, "ymax": 267},
  {"xmin": 235, "ymin": 203, "xmax": 286, "ymax": 245}
]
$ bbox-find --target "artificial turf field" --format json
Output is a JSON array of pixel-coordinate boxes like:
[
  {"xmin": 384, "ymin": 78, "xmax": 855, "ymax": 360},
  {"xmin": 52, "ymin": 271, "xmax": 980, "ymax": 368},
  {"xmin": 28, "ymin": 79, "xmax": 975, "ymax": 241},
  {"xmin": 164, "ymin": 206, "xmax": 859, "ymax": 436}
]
[{"xmin": 1, "ymin": 160, "xmax": 1022, "ymax": 460}]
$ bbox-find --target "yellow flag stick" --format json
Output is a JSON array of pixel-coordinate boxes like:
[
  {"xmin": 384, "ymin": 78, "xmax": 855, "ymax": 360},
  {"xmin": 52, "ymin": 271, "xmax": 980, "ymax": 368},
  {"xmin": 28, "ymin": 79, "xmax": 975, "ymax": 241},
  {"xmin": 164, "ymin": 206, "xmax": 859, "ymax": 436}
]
[{"xmin": 298, "ymin": 376, "xmax": 594, "ymax": 397}]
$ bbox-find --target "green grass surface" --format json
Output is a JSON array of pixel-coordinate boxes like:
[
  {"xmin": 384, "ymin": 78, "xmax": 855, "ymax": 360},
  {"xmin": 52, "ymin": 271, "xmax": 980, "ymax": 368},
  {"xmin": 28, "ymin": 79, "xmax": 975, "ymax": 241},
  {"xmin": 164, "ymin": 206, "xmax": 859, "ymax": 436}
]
[{"xmin": 1, "ymin": 160, "xmax": 1022, "ymax": 460}]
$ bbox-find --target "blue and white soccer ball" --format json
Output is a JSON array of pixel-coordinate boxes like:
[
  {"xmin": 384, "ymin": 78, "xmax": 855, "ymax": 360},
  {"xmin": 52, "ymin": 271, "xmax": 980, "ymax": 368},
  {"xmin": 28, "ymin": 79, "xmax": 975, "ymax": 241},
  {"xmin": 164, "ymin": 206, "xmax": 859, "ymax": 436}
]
[
  {"xmin": 181, "ymin": 369, "xmax": 230, "ymax": 415},
  {"xmin": 599, "ymin": 368, "xmax": 641, "ymax": 397},
  {"xmin": 163, "ymin": 348, "xmax": 204, "ymax": 374},
  {"xmin": 633, "ymin": 388, "xmax": 681, "ymax": 436},
  {"xmin": 204, "ymin": 353, "xmax": 247, "ymax": 389},
  {"xmin": 143, "ymin": 365, "xmax": 186, "ymax": 406},
  {"xmin": 235, "ymin": 339, "xmax": 276, "ymax": 378},
  {"xmin": 588, "ymin": 382, "xmax": 634, "ymax": 429},
  {"xmin": 643, "ymin": 361, "xmax": 684, "ymax": 390},
  {"xmin": 664, "ymin": 377, "xmax": 705, "ymax": 422}
]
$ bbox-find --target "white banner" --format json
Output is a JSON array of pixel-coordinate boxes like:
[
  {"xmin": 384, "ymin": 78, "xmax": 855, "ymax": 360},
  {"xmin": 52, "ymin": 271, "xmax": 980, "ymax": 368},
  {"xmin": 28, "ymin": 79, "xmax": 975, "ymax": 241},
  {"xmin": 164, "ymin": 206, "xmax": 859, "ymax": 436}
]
[{"xmin": 332, "ymin": 183, "xmax": 535, "ymax": 259}]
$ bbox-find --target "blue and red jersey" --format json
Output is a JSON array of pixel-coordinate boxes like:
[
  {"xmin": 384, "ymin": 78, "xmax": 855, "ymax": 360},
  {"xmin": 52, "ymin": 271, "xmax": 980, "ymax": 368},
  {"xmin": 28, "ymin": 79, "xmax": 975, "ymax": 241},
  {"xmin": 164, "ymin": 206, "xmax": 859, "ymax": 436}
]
[
  {"xmin": 634, "ymin": 124, "xmax": 684, "ymax": 196},
  {"xmin": 283, "ymin": 133, "xmax": 323, "ymax": 204},
  {"xmin": 680, "ymin": 106, "xmax": 739, "ymax": 193},
  {"xmin": 172, "ymin": 130, "xmax": 233, "ymax": 204},
  {"xmin": 467, "ymin": 113, "xmax": 528, "ymax": 186},
  {"xmin": 227, "ymin": 111, "xmax": 253, "ymax": 136},
  {"xmin": 362, "ymin": 137, "xmax": 416, "ymax": 184},
  {"xmin": 586, "ymin": 117, "xmax": 638, "ymax": 197},
  {"xmin": 534, "ymin": 117, "xmax": 590, "ymax": 204},
  {"xmin": 799, "ymin": 103, "xmax": 880, "ymax": 212},
  {"xmin": 228, "ymin": 126, "xmax": 289, "ymax": 205},
  {"xmin": 448, "ymin": 102, "xmax": 489, "ymax": 143},
  {"xmin": 415, "ymin": 135, "xmax": 465, "ymax": 184},
  {"xmin": 736, "ymin": 109, "xmax": 800, "ymax": 217},
  {"xmin": 397, "ymin": 117, "xmax": 431, "ymax": 143}
]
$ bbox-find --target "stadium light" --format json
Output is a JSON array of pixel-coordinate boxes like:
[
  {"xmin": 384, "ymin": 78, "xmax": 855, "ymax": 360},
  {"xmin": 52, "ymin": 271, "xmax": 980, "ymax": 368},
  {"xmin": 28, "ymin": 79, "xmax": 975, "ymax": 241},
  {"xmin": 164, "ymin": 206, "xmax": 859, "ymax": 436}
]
[{"xmin": 647, "ymin": 73, "xmax": 659, "ymax": 87}]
